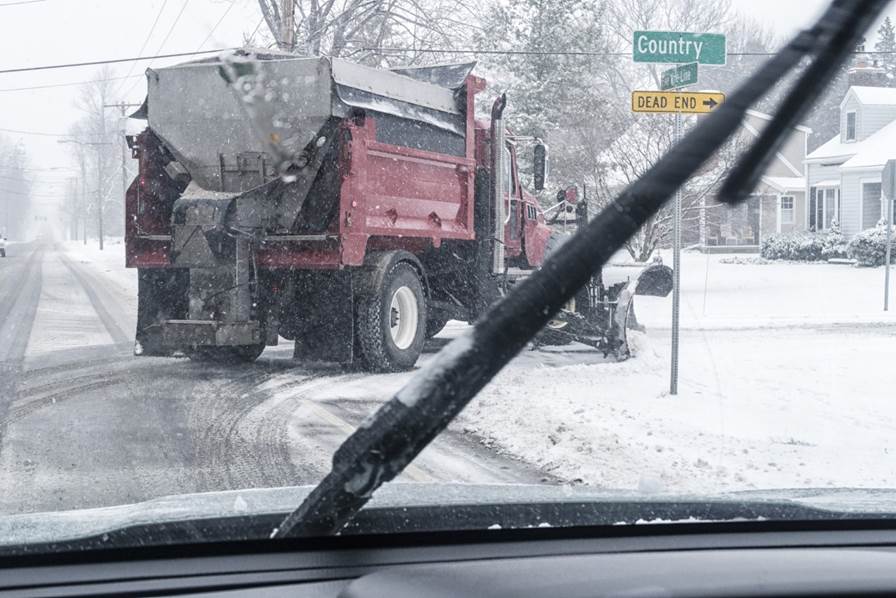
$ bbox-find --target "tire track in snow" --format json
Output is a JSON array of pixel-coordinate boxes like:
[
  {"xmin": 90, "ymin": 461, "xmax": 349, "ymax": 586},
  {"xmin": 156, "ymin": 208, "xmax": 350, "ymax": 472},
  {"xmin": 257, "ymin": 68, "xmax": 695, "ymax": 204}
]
[
  {"xmin": 0, "ymin": 247, "xmax": 44, "ymax": 415},
  {"xmin": 57, "ymin": 252, "xmax": 130, "ymax": 345},
  {"xmin": 0, "ymin": 246, "xmax": 44, "ymax": 466}
]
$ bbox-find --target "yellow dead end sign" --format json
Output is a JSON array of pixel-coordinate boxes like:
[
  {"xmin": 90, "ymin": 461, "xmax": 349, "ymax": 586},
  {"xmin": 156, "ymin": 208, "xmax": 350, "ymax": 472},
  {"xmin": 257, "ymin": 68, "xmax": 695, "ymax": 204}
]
[{"xmin": 631, "ymin": 91, "xmax": 725, "ymax": 114}]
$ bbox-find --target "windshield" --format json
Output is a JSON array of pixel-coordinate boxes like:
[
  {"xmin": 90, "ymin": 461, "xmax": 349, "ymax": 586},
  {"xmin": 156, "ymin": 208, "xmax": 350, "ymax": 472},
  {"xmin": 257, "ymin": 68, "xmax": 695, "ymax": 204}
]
[{"xmin": 1, "ymin": 0, "xmax": 896, "ymax": 551}]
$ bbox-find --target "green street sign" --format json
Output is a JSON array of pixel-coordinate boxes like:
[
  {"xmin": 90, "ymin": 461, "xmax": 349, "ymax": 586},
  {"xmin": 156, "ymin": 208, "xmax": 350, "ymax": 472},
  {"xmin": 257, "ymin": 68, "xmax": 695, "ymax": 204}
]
[
  {"xmin": 633, "ymin": 31, "xmax": 726, "ymax": 66},
  {"xmin": 661, "ymin": 62, "xmax": 699, "ymax": 90}
]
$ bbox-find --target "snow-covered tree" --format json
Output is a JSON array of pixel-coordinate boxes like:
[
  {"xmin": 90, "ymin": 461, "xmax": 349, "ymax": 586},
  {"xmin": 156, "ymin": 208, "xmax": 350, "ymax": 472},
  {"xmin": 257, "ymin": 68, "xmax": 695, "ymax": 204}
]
[
  {"xmin": 473, "ymin": 0, "xmax": 615, "ymax": 200},
  {"xmin": 874, "ymin": 17, "xmax": 896, "ymax": 82}
]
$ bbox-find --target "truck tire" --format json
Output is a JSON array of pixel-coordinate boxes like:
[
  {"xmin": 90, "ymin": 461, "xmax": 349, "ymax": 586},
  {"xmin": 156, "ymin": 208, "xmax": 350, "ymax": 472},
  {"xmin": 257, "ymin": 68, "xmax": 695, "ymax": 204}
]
[
  {"xmin": 187, "ymin": 343, "xmax": 265, "ymax": 364},
  {"xmin": 356, "ymin": 261, "xmax": 426, "ymax": 372}
]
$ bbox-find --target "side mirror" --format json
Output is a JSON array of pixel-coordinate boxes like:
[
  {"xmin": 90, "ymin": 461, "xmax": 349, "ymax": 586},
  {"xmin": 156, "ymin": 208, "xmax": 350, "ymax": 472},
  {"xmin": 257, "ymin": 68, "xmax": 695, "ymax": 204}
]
[{"xmin": 533, "ymin": 143, "xmax": 549, "ymax": 191}]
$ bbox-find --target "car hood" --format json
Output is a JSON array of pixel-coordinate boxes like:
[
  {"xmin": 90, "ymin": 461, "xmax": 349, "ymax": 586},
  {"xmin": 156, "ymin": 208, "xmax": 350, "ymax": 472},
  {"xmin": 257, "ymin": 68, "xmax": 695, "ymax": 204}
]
[{"xmin": 4, "ymin": 484, "xmax": 896, "ymax": 549}]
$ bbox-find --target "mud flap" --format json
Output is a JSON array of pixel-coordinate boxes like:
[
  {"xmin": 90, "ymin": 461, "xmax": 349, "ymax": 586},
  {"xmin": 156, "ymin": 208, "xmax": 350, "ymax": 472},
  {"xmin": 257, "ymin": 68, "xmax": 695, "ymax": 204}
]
[
  {"xmin": 135, "ymin": 268, "xmax": 189, "ymax": 356},
  {"xmin": 290, "ymin": 270, "xmax": 355, "ymax": 364}
]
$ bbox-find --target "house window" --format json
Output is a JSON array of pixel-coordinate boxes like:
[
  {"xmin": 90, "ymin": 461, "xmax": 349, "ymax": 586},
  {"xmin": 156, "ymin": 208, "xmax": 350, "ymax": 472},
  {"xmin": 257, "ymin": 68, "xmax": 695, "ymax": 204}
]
[
  {"xmin": 862, "ymin": 182, "xmax": 882, "ymax": 229},
  {"xmin": 780, "ymin": 196, "xmax": 794, "ymax": 225},
  {"xmin": 809, "ymin": 186, "xmax": 840, "ymax": 231},
  {"xmin": 846, "ymin": 111, "xmax": 857, "ymax": 141}
]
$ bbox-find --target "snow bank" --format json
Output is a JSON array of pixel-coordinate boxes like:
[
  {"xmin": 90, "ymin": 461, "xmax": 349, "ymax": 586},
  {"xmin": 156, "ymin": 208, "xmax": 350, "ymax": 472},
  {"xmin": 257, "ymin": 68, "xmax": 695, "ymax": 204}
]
[
  {"xmin": 459, "ymin": 324, "xmax": 896, "ymax": 495},
  {"xmin": 62, "ymin": 238, "xmax": 136, "ymax": 298}
]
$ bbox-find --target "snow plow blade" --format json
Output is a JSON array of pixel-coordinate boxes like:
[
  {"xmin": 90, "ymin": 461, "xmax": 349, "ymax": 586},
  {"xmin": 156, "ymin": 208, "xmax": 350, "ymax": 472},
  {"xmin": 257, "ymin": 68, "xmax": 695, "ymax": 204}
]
[
  {"xmin": 633, "ymin": 263, "xmax": 674, "ymax": 297},
  {"xmin": 534, "ymin": 263, "xmax": 673, "ymax": 360}
]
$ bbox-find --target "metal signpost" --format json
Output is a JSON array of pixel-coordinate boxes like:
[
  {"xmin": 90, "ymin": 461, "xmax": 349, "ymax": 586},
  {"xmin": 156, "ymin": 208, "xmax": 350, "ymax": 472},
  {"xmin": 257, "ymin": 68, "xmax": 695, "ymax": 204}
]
[
  {"xmin": 882, "ymin": 160, "xmax": 896, "ymax": 311},
  {"xmin": 633, "ymin": 32, "xmax": 726, "ymax": 396}
]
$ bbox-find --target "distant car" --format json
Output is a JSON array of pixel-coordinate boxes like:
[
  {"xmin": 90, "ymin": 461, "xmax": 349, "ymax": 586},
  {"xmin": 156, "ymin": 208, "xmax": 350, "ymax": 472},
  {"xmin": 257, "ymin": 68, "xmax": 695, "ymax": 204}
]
[{"xmin": 0, "ymin": 237, "xmax": 6, "ymax": 258}]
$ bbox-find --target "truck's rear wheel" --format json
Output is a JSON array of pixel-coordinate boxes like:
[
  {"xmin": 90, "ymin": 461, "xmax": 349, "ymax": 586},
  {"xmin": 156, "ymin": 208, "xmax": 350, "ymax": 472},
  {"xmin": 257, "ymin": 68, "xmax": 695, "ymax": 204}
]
[
  {"xmin": 187, "ymin": 343, "xmax": 265, "ymax": 364},
  {"xmin": 356, "ymin": 262, "xmax": 426, "ymax": 372}
]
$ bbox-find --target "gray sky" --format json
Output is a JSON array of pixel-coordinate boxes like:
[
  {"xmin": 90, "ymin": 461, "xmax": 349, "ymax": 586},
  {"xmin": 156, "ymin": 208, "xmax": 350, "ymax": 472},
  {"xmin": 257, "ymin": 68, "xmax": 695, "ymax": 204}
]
[{"xmin": 0, "ymin": 0, "xmax": 887, "ymax": 211}]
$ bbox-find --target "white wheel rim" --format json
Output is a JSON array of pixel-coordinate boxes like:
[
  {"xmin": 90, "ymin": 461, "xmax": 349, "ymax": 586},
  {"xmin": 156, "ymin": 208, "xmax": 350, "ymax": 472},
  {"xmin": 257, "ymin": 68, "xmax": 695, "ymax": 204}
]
[{"xmin": 389, "ymin": 286, "xmax": 419, "ymax": 350}]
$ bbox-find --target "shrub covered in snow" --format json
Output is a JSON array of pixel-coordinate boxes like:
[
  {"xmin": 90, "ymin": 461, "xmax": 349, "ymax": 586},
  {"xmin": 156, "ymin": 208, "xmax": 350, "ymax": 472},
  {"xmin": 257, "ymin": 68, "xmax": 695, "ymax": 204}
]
[
  {"xmin": 847, "ymin": 223, "xmax": 896, "ymax": 266},
  {"xmin": 760, "ymin": 227, "xmax": 847, "ymax": 262}
]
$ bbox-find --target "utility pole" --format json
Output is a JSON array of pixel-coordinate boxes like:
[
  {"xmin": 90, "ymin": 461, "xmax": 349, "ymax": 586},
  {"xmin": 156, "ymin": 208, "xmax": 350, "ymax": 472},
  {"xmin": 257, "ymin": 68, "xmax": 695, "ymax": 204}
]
[
  {"xmin": 68, "ymin": 177, "xmax": 79, "ymax": 240},
  {"xmin": 98, "ymin": 112, "xmax": 105, "ymax": 251},
  {"xmin": 104, "ymin": 102, "xmax": 141, "ymax": 249},
  {"xmin": 281, "ymin": 0, "xmax": 295, "ymax": 51},
  {"xmin": 104, "ymin": 102, "xmax": 139, "ymax": 207},
  {"xmin": 76, "ymin": 149, "xmax": 88, "ymax": 245}
]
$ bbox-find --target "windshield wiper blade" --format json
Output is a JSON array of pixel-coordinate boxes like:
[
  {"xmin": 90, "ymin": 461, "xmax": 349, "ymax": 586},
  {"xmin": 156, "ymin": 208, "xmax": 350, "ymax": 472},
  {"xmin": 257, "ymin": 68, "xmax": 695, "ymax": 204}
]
[{"xmin": 272, "ymin": 0, "xmax": 890, "ymax": 539}]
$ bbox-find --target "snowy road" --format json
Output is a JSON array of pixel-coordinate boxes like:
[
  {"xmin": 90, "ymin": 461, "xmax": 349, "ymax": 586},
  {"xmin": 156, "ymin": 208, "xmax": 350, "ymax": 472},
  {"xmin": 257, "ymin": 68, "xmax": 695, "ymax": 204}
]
[
  {"xmin": 2, "ymin": 241, "xmax": 896, "ymax": 516},
  {"xmin": 0, "ymin": 243, "xmax": 545, "ymax": 515}
]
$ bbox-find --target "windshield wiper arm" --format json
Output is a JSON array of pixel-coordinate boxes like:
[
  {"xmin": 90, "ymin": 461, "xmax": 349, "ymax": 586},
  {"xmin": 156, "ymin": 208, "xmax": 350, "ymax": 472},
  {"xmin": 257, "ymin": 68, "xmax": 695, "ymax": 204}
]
[{"xmin": 272, "ymin": 0, "xmax": 890, "ymax": 539}]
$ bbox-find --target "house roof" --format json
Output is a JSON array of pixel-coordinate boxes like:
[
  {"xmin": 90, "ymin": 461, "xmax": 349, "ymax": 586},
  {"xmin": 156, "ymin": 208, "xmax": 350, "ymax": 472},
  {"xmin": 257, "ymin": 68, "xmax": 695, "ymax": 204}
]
[
  {"xmin": 841, "ymin": 85, "xmax": 896, "ymax": 108},
  {"xmin": 746, "ymin": 109, "xmax": 812, "ymax": 134},
  {"xmin": 806, "ymin": 115, "xmax": 896, "ymax": 167},
  {"xmin": 761, "ymin": 176, "xmax": 806, "ymax": 192}
]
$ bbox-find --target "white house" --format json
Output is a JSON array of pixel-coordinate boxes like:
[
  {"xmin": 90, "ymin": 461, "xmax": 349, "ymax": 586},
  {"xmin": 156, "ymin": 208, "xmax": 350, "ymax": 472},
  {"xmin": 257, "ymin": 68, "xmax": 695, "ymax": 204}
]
[
  {"xmin": 706, "ymin": 109, "xmax": 810, "ymax": 248},
  {"xmin": 805, "ymin": 86, "xmax": 896, "ymax": 237}
]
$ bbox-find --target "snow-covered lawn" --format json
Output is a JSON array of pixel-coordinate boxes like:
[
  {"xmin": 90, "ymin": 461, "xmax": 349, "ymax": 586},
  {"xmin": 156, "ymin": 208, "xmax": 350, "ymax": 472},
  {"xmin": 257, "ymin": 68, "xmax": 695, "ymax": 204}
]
[
  {"xmin": 634, "ymin": 250, "xmax": 896, "ymax": 329},
  {"xmin": 461, "ymin": 253, "xmax": 896, "ymax": 494}
]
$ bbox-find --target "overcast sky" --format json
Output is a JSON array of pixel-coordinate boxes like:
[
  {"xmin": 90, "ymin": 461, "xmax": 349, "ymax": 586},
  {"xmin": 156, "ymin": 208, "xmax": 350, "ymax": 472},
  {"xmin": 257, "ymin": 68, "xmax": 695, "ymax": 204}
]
[{"xmin": 0, "ymin": 0, "xmax": 889, "ymax": 212}]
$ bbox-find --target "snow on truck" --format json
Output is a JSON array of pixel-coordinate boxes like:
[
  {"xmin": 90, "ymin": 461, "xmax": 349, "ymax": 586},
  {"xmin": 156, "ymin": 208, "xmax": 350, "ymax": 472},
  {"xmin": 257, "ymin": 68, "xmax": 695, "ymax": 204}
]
[{"xmin": 124, "ymin": 51, "xmax": 672, "ymax": 371}]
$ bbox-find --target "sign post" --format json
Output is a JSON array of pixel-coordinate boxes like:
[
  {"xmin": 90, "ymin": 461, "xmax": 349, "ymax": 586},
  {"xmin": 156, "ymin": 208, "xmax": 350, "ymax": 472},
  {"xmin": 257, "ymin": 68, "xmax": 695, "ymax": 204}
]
[
  {"xmin": 670, "ymin": 111, "xmax": 682, "ymax": 395},
  {"xmin": 632, "ymin": 30, "xmax": 726, "ymax": 396},
  {"xmin": 883, "ymin": 160, "xmax": 896, "ymax": 311}
]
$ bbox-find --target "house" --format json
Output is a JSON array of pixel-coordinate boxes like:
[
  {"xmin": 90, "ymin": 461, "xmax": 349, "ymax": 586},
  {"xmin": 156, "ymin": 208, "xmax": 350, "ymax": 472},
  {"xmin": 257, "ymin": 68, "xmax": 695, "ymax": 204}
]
[
  {"xmin": 805, "ymin": 85, "xmax": 896, "ymax": 237},
  {"xmin": 703, "ymin": 110, "xmax": 811, "ymax": 249}
]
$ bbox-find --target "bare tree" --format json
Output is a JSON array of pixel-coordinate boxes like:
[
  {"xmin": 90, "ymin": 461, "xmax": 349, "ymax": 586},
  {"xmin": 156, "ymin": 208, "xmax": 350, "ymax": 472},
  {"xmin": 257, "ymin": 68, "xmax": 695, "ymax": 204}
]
[
  {"xmin": 68, "ymin": 67, "xmax": 128, "ymax": 243},
  {"xmin": 256, "ymin": 0, "xmax": 482, "ymax": 65},
  {"xmin": 598, "ymin": 113, "xmax": 740, "ymax": 261},
  {"xmin": 0, "ymin": 135, "xmax": 31, "ymax": 239},
  {"xmin": 592, "ymin": 0, "xmax": 776, "ymax": 260}
]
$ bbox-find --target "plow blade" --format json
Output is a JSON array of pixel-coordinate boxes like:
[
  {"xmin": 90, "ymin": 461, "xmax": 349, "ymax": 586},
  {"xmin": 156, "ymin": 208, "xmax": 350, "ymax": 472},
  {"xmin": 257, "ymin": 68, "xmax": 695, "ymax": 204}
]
[{"xmin": 535, "ymin": 263, "xmax": 673, "ymax": 360}]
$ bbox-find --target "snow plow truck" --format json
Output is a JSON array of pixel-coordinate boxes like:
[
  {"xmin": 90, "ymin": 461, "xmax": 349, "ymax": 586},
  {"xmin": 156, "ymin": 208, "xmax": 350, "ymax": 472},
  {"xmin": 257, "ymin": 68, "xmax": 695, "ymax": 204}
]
[{"xmin": 125, "ymin": 51, "xmax": 672, "ymax": 371}]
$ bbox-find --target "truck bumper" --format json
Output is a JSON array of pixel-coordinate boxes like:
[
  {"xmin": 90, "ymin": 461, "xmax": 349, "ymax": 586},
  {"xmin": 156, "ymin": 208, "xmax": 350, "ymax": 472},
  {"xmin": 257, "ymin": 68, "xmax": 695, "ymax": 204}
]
[{"xmin": 135, "ymin": 320, "xmax": 263, "ymax": 356}]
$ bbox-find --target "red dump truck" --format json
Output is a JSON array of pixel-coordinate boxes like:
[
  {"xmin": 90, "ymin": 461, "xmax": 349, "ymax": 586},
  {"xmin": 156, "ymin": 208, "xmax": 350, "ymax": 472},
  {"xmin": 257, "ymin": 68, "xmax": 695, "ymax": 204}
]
[{"xmin": 125, "ymin": 51, "xmax": 671, "ymax": 371}]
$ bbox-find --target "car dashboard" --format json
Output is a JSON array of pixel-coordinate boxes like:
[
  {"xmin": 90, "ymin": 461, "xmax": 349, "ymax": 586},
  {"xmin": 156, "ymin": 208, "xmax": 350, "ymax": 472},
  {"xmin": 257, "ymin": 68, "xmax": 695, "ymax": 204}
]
[{"xmin": 6, "ymin": 522, "xmax": 896, "ymax": 597}]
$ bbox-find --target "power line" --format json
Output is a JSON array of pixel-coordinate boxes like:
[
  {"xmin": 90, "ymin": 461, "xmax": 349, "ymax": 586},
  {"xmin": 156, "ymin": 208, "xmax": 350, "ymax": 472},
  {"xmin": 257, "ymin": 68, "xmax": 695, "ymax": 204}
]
[
  {"xmin": 363, "ymin": 46, "xmax": 896, "ymax": 57},
  {"xmin": 0, "ymin": 166, "xmax": 77, "ymax": 173},
  {"xmin": 114, "ymin": 0, "xmax": 171, "ymax": 96},
  {"xmin": 249, "ymin": 15, "xmax": 265, "ymax": 41},
  {"xmin": 0, "ymin": 74, "xmax": 142, "ymax": 93},
  {"xmin": 153, "ymin": 0, "xmax": 192, "ymax": 59},
  {"xmin": 0, "ymin": 47, "xmax": 236, "ymax": 76},
  {"xmin": 197, "ymin": 0, "xmax": 238, "ymax": 51},
  {"xmin": 120, "ymin": 0, "xmax": 193, "ymax": 98},
  {"xmin": 0, "ymin": 126, "xmax": 67, "ymax": 137},
  {"xmin": 0, "ymin": 0, "xmax": 46, "ymax": 6}
]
